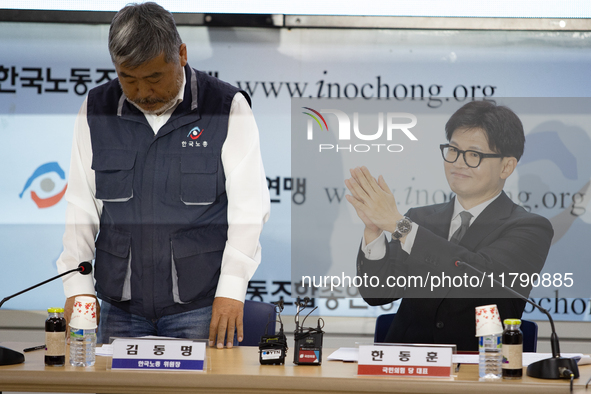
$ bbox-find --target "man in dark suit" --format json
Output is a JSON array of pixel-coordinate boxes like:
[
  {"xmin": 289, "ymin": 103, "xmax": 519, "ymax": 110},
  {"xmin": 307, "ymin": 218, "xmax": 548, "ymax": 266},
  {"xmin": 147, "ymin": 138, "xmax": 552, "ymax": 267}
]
[{"xmin": 345, "ymin": 101, "xmax": 553, "ymax": 351}]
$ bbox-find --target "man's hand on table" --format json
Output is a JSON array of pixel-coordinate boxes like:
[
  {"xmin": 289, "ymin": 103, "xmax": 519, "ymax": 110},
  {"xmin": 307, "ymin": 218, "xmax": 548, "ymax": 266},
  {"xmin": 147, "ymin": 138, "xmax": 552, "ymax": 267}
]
[{"xmin": 209, "ymin": 297, "xmax": 244, "ymax": 349}]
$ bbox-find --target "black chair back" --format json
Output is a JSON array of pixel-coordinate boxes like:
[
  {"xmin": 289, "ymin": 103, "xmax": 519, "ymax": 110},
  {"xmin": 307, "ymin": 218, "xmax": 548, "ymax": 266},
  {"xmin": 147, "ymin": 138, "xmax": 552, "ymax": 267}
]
[{"xmin": 240, "ymin": 300, "xmax": 276, "ymax": 346}]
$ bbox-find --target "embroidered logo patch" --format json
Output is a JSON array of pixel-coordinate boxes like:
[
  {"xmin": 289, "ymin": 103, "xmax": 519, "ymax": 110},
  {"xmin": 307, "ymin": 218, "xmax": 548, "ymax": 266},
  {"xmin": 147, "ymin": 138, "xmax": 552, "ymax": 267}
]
[
  {"xmin": 182, "ymin": 127, "xmax": 207, "ymax": 148},
  {"xmin": 187, "ymin": 127, "xmax": 203, "ymax": 140}
]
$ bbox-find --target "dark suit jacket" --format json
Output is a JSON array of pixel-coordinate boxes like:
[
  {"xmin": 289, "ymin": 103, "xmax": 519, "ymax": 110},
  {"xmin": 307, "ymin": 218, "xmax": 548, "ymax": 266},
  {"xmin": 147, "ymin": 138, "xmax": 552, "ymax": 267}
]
[{"xmin": 357, "ymin": 192, "xmax": 553, "ymax": 351}]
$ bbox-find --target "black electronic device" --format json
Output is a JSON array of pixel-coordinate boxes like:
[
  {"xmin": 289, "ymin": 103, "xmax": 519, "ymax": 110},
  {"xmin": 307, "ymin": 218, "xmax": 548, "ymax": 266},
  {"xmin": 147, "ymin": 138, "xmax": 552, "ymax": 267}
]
[
  {"xmin": 456, "ymin": 261, "xmax": 580, "ymax": 382},
  {"xmin": 0, "ymin": 262, "xmax": 92, "ymax": 366},
  {"xmin": 293, "ymin": 297, "xmax": 324, "ymax": 365},
  {"xmin": 258, "ymin": 301, "xmax": 288, "ymax": 365}
]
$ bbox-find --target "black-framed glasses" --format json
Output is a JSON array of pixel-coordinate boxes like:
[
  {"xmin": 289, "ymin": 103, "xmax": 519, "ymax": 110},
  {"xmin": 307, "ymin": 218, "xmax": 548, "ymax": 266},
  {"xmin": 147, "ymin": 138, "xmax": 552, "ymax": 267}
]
[{"xmin": 440, "ymin": 144, "xmax": 503, "ymax": 168}]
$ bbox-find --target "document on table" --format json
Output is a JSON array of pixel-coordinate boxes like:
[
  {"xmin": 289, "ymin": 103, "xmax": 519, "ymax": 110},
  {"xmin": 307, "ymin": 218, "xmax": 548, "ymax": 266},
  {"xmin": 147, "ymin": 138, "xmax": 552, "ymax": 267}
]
[
  {"xmin": 327, "ymin": 348, "xmax": 359, "ymax": 362},
  {"xmin": 96, "ymin": 344, "xmax": 113, "ymax": 357}
]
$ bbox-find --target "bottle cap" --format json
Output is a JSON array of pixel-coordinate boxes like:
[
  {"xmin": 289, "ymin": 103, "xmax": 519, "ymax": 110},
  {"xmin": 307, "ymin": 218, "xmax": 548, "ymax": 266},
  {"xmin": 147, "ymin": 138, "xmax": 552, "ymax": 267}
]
[
  {"xmin": 47, "ymin": 307, "xmax": 64, "ymax": 313},
  {"xmin": 475, "ymin": 304, "xmax": 503, "ymax": 337},
  {"xmin": 503, "ymin": 318, "xmax": 521, "ymax": 326}
]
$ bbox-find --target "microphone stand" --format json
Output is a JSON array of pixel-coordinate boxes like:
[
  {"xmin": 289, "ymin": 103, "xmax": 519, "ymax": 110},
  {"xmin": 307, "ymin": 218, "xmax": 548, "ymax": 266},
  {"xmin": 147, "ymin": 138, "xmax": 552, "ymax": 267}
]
[
  {"xmin": 0, "ymin": 262, "xmax": 92, "ymax": 366},
  {"xmin": 456, "ymin": 261, "xmax": 579, "ymax": 379}
]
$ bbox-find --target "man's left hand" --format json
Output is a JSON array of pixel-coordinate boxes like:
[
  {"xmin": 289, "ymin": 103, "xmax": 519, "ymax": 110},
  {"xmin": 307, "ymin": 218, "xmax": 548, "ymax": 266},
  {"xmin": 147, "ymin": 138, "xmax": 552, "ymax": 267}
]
[{"xmin": 209, "ymin": 297, "xmax": 244, "ymax": 348}]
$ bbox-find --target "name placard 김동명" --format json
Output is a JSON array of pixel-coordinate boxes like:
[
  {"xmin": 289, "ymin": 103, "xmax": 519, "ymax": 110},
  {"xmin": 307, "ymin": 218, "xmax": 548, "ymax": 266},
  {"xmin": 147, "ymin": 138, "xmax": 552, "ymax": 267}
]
[{"xmin": 111, "ymin": 338, "xmax": 206, "ymax": 371}]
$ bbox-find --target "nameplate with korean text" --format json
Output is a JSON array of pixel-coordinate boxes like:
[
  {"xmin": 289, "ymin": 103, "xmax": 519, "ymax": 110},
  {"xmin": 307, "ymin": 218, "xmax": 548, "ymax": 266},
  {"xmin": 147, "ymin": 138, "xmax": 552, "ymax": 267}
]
[
  {"xmin": 111, "ymin": 338, "xmax": 206, "ymax": 371},
  {"xmin": 358, "ymin": 344, "xmax": 453, "ymax": 377}
]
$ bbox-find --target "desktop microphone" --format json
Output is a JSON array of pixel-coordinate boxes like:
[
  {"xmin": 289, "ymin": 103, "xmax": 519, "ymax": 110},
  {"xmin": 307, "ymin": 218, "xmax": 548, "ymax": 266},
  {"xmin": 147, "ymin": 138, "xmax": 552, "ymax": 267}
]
[
  {"xmin": 455, "ymin": 260, "xmax": 579, "ymax": 379},
  {"xmin": 0, "ymin": 262, "xmax": 93, "ymax": 366},
  {"xmin": 0, "ymin": 261, "xmax": 92, "ymax": 309}
]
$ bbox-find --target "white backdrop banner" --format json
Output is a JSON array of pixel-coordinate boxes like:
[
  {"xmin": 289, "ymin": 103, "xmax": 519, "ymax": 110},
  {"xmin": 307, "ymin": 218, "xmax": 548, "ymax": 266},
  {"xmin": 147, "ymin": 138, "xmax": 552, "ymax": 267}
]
[{"xmin": 1, "ymin": 22, "xmax": 591, "ymax": 321}]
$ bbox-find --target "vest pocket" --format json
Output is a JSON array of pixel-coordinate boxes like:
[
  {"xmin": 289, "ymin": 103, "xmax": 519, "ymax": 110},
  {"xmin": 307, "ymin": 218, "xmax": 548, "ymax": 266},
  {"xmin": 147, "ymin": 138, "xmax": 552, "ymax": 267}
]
[
  {"xmin": 170, "ymin": 225, "xmax": 227, "ymax": 303},
  {"xmin": 92, "ymin": 149, "xmax": 137, "ymax": 202},
  {"xmin": 94, "ymin": 228, "xmax": 132, "ymax": 302},
  {"xmin": 180, "ymin": 155, "xmax": 218, "ymax": 205}
]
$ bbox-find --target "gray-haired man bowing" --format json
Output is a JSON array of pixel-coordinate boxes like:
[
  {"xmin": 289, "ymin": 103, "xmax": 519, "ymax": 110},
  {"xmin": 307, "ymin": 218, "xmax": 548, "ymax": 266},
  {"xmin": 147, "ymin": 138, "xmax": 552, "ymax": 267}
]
[{"xmin": 57, "ymin": 2, "xmax": 270, "ymax": 348}]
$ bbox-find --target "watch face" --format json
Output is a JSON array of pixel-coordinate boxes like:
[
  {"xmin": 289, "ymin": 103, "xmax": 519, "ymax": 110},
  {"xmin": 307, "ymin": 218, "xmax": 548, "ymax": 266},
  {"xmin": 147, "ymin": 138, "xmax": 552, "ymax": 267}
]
[{"xmin": 397, "ymin": 218, "xmax": 412, "ymax": 234}]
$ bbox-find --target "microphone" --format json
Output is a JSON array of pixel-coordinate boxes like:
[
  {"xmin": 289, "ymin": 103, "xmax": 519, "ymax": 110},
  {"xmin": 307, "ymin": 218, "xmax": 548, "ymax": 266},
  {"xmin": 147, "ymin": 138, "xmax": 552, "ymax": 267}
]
[
  {"xmin": 294, "ymin": 297, "xmax": 310, "ymax": 332},
  {"xmin": 78, "ymin": 261, "xmax": 92, "ymax": 275},
  {"xmin": 0, "ymin": 262, "xmax": 93, "ymax": 366},
  {"xmin": 455, "ymin": 260, "xmax": 579, "ymax": 379},
  {"xmin": 0, "ymin": 262, "xmax": 92, "ymax": 309}
]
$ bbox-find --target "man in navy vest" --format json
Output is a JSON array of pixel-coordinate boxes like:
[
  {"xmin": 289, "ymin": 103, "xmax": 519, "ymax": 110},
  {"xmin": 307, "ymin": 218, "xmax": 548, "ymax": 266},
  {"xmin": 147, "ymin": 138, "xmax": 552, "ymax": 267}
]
[
  {"xmin": 57, "ymin": 2, "xmax": 270, "ymax": 348},
  {"xmin": 346, "ymin": 101, "xmax": 553, "ymax": 350}
]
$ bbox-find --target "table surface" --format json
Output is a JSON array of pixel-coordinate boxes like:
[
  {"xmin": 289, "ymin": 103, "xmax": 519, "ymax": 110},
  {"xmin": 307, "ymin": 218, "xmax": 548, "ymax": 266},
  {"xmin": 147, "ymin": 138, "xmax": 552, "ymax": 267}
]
[{"xmin": 1, "ymin": 342, "xmax": 589, "ymax": 394}]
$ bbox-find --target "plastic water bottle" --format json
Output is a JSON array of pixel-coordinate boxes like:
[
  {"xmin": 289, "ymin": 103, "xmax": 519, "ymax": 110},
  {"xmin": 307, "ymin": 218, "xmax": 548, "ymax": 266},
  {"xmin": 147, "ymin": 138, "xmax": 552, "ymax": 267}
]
[
  {"xmin": 69, "ymin": 327, "xmax": 96, "ymax": 367},
  {"xmin": 479, "ymin": 333, "xmax": 502, "ymax": 380}
]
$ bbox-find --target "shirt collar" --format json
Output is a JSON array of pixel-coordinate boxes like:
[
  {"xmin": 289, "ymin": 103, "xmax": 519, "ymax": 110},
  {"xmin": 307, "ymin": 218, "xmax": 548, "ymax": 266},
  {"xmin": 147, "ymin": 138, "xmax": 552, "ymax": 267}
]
[
  {"xmin": 173, "ymin": 69, "xmax": 186, "ymax": 107},
  {"xmin": 452, "ymin": 191, "xmax": 502, "ymax": 224}
]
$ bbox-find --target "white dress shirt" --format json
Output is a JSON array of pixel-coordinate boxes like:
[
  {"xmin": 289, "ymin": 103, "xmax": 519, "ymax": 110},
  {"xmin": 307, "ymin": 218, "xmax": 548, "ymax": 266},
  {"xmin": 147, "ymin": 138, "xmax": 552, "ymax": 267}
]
[
  {"xmin": 362, "ymin": 193, "xmax": 502, "ymax": 260},
  {"xmin": 57, "ymin": 71, "xmax": 270, "ymax": 303}
]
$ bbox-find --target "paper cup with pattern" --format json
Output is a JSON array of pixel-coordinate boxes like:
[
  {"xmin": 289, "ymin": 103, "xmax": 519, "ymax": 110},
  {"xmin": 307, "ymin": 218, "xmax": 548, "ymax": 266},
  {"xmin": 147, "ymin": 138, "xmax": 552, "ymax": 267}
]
[
  {"xmin": 70, "ymin": 296, "xmax": 97, "ymax": 329},
  {"xmin": 475, "ymin": 304, "xmax": 503, "ymax": 337}
]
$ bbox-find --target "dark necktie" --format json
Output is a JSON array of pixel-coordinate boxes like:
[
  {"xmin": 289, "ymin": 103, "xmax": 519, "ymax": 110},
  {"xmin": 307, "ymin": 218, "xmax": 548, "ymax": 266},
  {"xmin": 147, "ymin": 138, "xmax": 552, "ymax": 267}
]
[{"xmin": 450, "ymin": 211, "xmax": 473, "ymax": 244}]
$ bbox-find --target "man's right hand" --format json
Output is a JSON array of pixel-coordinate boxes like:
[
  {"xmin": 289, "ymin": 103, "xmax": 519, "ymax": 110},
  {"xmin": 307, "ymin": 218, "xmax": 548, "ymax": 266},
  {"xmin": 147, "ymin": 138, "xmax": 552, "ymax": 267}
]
[
  {"xmin": 345, "ymin": 170, "xmax": 382, "ymax": 244},
  {"xmin": 64, "ymin": 294, "xmax": 100, "ymax": 333},
  {"xmin": 345, "ymin": 167, "xmax": 403, "ymax": 240}
]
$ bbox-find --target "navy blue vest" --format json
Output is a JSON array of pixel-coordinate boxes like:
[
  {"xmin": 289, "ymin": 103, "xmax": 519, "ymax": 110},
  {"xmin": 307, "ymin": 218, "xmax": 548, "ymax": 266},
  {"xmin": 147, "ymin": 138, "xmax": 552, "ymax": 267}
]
[{"xmin": 87, "ymin": 65, "xmax": 246, "ymax": 319}]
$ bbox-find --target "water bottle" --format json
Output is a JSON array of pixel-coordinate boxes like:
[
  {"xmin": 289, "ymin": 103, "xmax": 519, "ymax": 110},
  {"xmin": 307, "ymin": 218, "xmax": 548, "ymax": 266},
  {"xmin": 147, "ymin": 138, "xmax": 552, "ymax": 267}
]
[
  {"xmin": 69, "ymin": 327, "xmax": 96, "ymax": 367},
  {"xmin": 69, "ymin": 295, "xmax": 98, "ymax": 367},
  {"xmin": 479, "ymin": 333, "xmax": 502, "ymax": 380}
]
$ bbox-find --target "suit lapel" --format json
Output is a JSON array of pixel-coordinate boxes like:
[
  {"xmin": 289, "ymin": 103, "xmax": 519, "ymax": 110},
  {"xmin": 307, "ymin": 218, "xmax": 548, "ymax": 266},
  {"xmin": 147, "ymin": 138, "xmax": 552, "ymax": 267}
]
[
  {"xmin": 459, "ymin": 192, "xmax": 515, "ymax": 251},
  {"xmin": 423, "ymin": 198, "xmax": 455, "ymax": 239}
]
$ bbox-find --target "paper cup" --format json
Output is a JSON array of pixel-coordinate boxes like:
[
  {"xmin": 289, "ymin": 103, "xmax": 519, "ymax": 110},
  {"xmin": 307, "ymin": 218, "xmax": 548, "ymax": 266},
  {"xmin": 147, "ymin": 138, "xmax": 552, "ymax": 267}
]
[
  {"xmin": 475, "ymin": 304, "xmax": 503, "ymax": 337},
  {"xmin": 70, "ymin": 296, "xmax": 97, "ymax": 329}
]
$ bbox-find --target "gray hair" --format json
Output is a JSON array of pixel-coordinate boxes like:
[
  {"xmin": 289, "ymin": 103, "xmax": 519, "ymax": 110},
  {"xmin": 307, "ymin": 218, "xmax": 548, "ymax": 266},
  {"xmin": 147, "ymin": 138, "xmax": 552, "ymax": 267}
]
[{"xmin": 108, "ymin": 2, "xmax": 182, "ymax": 68}]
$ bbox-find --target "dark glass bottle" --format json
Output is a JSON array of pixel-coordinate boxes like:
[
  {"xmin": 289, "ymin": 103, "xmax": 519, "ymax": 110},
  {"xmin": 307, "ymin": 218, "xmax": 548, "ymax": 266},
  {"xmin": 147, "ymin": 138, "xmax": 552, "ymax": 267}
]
[
  {"xmin": 502, "ymin": 319, "xmax": 523, "ymax": 379},
  {"xmin": 45, "ymin": 307, "xmax": 66, "ymax": 366}
]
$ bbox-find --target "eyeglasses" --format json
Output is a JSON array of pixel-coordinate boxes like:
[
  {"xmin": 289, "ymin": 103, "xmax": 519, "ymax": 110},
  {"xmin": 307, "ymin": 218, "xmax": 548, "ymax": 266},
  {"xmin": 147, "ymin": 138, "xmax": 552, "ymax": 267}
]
[{"xmin": 440, "ymin": 144, "xmax": 503, "ymax": 168}]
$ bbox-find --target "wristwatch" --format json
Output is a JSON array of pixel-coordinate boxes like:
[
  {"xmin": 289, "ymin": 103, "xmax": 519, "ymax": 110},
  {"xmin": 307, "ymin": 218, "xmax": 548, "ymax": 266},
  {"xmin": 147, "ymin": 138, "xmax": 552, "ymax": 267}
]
[{"xmin": 392, "ymin": 216, "xmax": 413, "ymax": 240}]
